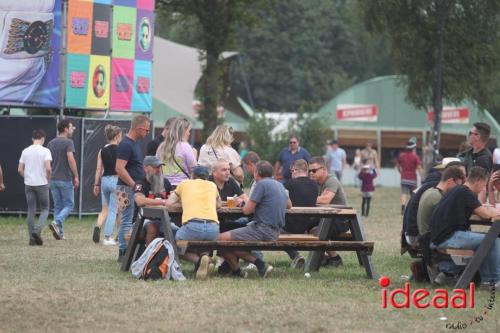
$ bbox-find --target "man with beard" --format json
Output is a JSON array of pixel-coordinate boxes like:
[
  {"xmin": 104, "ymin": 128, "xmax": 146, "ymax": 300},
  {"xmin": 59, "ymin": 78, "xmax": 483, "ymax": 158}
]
[{"xmin": 133, "ymin": 156, "xmax": 174, "ymax": 246}]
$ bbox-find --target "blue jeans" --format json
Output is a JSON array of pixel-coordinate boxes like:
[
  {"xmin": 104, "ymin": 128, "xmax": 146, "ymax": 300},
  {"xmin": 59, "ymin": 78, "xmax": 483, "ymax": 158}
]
[
  {"xmin": 50, "ymin": 180, "xmax": 74, "ymax": 236},
  {"xmin": 101, "ymin": 175, "xmax": 118, "ymax": 237},
  {"xmin": 435, "ymin": 231, "xmax": 500, "ymax": 283},
  {"xmin": 175, "ymin": 219, "xmax": 219, "ymax": 241},
  {"xmin": 117, "ymin": 185, "xmax": 135, "ymax": 251}
]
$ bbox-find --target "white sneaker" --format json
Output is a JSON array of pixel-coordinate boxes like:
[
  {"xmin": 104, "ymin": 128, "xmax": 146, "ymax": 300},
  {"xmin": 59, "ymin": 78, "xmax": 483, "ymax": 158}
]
[
  {"xmin": 103, "ymin": 238, "xmax": 117, "ymax": 246},
  {"xmin": 243, "ymin": 263, "xmax": 257, "ymax": 271}
]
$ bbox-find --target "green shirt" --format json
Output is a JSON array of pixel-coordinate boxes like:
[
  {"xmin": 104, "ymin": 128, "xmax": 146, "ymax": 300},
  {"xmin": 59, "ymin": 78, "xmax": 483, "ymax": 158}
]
[
  {"xmin": 319, "ymin": 175, "xmax": 348, "ymax": 205},
  {"xmin": 416, "ymin": 187, "xmax": 443, "ymax": 235}
]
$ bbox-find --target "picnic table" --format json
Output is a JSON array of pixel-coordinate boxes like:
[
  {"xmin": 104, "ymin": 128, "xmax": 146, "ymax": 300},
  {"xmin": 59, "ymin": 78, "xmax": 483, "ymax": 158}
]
[
  {"xmin": 121, "ymin": 205, "xmax": 377, "ymax": 280},
  {"xmin": 454, "ymin": 217, "xmax": 500, "ymax": 289}
]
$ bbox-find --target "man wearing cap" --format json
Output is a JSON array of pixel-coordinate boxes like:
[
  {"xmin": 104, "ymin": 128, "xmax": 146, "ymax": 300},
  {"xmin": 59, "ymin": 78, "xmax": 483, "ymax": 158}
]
[
  {"xmin": 326, "ymin": 140, "xmax": 346, "ymax": 181},
  {"xmin": 397, "ymin": 139, "xmax": 423, "ymax": 214},
  {"xmin": 133, "ymin": 156, "xmax": 173, "ymax": 246},
  {"xmin": 167, "ymin": 165, "xmax": 221, "ymax": 280}
]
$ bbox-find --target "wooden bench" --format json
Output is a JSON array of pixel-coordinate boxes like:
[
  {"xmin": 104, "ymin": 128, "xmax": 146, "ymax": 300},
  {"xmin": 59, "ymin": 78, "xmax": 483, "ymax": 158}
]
[{"xmin": 176, "ymin": 239, "xmax": 374, "ymax": 256}]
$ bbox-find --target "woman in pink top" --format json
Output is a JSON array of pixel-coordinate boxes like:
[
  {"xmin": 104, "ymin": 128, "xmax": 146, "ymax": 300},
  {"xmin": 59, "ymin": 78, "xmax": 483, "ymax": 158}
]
[{"xmin": 157, "ymin": 118, "xmax": 197, "ymax": 187}]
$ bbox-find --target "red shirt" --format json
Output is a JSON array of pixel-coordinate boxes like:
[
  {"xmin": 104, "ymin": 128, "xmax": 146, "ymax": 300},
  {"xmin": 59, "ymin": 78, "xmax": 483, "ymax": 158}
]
[{"xmin": 398, "ymin": 151, "xmax": 421, "ymax": 181}]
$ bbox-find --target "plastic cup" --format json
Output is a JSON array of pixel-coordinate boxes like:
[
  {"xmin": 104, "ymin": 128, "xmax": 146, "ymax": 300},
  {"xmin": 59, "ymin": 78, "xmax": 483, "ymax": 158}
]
[{"xmin": 227, "ymin": 197, "xmax": 235, "ymax": 208}]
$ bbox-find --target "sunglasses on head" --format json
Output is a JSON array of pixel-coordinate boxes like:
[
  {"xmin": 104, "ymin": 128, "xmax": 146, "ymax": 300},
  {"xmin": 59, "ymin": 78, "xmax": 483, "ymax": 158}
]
[{"xmin": 309, "ymin": 167, "xmax": 323, "ymax": 174}]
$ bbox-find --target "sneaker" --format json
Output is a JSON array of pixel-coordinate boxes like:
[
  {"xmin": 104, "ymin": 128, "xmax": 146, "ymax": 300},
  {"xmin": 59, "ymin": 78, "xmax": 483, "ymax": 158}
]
[
  {"xmin": 31, "ymin": 233, "xmax": 43, "ymax": 246},
  {"xmin": 195, "ymin": 255, "xmax": 210, "ymax": 280},
  {"xmin": 231, "ymin": 269, "xmax": 248, "ymax": 279},
  {"xmin": 92, "ymin": 226, "xmax": 100, "ymax": 243},
  {"xmin": 434, "ymin": 272, "xmax": 455, "ymax": 286},
  {"xmin": 326, "ymin": 255, "xmax": 343, "ymax": 268},
  {"xmin": 243, "ymin": 263, "xmax": 257, "ymax": 271},
  {"xmin": 103, "ymin": 238, "xmax": 117, "ymax": 246},
  {"xmin": 49, "ymin": 222, "xmax": 61, "ymax": 240},
  {"xmin": 258, "ymin": 264, "xmax": 273, "ymax": 278},
  {"xmin": 290, "ymin": 256, "xmax": 305, "ymax": 269},
  {"xmin": 217, "ymin": 261, "xmax": 232, "ymax": 275}
]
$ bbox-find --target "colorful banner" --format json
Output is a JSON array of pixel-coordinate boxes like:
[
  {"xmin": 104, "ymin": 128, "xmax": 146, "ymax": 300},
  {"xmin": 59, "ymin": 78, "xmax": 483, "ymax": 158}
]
[
  {"xmin": 0, "ymin": 0, "xmax": 62, "ymax": 107},
  {"xmin": 112, "ymin": 6, "xmax": 136, "ymax": 59},
  {"xmin": 135, "ymin": 10, "xmax": 154, "ymax": 60},
  {"xmin": 111, "ymin": 58, "xmax": 134, "ymax": 110},
  {"xmin": 427, "ymin": 106, "xmax": 470, "ymax": 124},
  {"xmin": 132, "ymin": 60, "xmax": 152, "ymax": 111},
  {"xmin": 64, "ymin": 0, "xmax": 153, "ymax": 112},
  {"xmin": 87, "ymin": 55, "xmax": 111, "ymax": 108},
  {"xmin": 337, "ymin": 104, "xmax": 378, "ymax": 122},
  {"xmin": 66, "ymin": 54, "xmax": 90, "ymax": 108}
]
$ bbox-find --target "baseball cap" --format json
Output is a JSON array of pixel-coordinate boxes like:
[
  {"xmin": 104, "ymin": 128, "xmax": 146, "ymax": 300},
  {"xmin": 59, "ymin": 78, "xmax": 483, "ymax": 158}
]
[
  {"xmin": 434, "ymin": 157, "xmax": 463, "ymax": 170},
  {"xmin": 143, "ymin": 156, "xmax": 164, "ymax": 167},
  {"xmin": 192, "ymin": 165, "xmax": 210, "ymax": 179}
]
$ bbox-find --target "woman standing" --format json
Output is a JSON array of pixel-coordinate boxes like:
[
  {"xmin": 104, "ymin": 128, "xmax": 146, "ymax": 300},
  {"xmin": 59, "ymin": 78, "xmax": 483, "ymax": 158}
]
[
  {"xmin": 198, "ymin": 125, "xmax": 244, "ymax": 184},
  {"xmin": 93, "ymin": 125, "xmax": 122, "ymax": 245},
  {"xmin": 157, "ymin": 118, "xmax": 197, "ymax": 187}
]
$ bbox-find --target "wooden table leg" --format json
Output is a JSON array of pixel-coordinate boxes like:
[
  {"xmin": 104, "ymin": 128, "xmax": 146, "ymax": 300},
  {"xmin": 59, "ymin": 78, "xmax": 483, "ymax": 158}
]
[
  {"xmin": 121, "ymin": 217, "xmax": 144, "ymax": 272},
  {"xmin": 159, "ymin": 208, "xmax": 179, "ymax": 262},
  {"xmin": 349, "ymin": 213, "xmax": 377, "ymax": 280},
  {"xmin": 454, "ymin": 222, "xmax": 500, "ymax": 289},
  {"xmin": 305, "ymin": 217, "xmax": 334, "ymax": 272}
]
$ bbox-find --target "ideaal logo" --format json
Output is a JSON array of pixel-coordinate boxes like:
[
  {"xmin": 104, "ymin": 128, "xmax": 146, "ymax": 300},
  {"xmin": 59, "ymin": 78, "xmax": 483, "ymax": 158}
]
[
  {"xmin": 379, "ymin": 276, "xmax": 474, "ymax": 309},
  {"xmin": 379, "ymin": 276, "xmax": 496, "ymax": 330}
]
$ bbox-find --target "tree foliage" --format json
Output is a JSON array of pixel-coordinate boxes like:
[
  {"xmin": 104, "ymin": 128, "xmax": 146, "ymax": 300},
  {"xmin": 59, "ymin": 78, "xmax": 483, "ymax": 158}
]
[
  {"xmin": 156, "ymin": 0, "xmax": 266, "ymax": 139},
  {"xmin": 359, "ymin": 0, "xmax": 500, "ymax": 110}
]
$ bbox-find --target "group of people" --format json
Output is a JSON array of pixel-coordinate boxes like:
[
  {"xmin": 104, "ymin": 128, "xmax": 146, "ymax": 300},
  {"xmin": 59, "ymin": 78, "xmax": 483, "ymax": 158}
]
[{"xmin": 403, "ymin": 122, "xmax": 500, "ymax": 288}]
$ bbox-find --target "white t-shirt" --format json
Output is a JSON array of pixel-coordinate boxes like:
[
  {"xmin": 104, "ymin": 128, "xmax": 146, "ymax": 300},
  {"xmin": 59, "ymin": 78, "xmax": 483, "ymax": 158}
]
[
  {"xmin": 19, "ymin": 144, "xmax": 52, "ymax": 186},
  {"xmin": 198, "ymin": 144, "xmax": 241, "ymax": 170}
]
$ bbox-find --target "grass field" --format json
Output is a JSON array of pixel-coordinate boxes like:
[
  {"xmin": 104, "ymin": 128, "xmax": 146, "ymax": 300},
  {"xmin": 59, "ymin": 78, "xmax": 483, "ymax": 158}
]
[{"xmin": 0, "ymin": 187, "xmax": 498, "ymax": 332}]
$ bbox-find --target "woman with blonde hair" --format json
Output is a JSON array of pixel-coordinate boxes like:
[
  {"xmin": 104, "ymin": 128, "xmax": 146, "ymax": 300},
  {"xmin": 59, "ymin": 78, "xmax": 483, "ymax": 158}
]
[
  {"xmin": 93, "ymin": 124, "xmax": 122, "ymax": 245},
  {"xmin": 198, "ymin": 125, "xmax": 244, "ymax": 184},
  {"xmin": 157, "ymin": 118, "xmax": 197, "ymax": 186}
]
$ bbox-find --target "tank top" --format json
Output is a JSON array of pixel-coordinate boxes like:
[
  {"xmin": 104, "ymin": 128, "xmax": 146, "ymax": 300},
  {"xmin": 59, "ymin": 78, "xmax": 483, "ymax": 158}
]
[{"xmin": 101, "ymin": 144, "xmax": 117, "ymax": 176}]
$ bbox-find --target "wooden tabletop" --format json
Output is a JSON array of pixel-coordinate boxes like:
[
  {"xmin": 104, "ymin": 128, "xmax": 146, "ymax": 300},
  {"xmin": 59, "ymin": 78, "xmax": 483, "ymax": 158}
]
[{"xmin": 143, "ymin": 205, "xmax": 357, "ymax": 217}]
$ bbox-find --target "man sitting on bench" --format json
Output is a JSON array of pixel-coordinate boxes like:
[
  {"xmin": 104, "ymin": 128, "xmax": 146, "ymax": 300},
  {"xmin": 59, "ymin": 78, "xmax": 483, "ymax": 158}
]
[
  {"xmin": 416, "ymin": 165, "xmax": 465, "ymax": 283},
  {"xmin": 167, "ymin": 165, "xmax": 222, "ymax": 280},
  {"xmin": 218, "ymin": 161, "xmax": 291, "ymax": 278},
  {"xmin": 309, "ymin": 156, "xmax": 348, "ymax": 267},
  {"xmin": 132, "ymin": 156, "xmax": 174, "ymax": 246},
  {"xmin": 284, "ymin": 159, "xmax": 319, "ymax": 268},
  {"xmin": 429, "ymin": 166, "xmax": 500, "ymax": 288}
]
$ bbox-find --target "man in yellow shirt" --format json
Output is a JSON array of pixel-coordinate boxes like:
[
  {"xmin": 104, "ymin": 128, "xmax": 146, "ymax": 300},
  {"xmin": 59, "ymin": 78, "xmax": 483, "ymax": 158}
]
[{"xmin": 167, "ymin": 166, "xmax": 221, "ymax": 280}]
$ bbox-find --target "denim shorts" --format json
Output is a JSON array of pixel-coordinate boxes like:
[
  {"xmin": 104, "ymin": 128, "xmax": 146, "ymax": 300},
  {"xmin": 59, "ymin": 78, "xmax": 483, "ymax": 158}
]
[{"xmin": 175, "ymin": 219, "xmax": 219, "ymax": 241}]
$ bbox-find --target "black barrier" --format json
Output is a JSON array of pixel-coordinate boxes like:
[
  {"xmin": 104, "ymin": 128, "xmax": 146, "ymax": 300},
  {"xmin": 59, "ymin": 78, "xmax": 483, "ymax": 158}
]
[
  {"xmin": 80, "ymin": 119, "xmax": 131, "ymax": 213},
  {"xmin": 0, "ymin": 117, "xmax": 58, "ymax": 212},
  {"xmin": 0, "ymin": 116, "xmax": 153, "ymax": 215}
]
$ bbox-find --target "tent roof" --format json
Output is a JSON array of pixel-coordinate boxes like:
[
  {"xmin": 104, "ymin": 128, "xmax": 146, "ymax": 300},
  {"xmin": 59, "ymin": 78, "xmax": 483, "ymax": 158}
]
[
  {"xmin": 317, "ymin": 75, "xmax": 500, "ymax": 140},
  {"xmin": 151, "ymin": 37, "xmax": 244, "ymax": 129}
]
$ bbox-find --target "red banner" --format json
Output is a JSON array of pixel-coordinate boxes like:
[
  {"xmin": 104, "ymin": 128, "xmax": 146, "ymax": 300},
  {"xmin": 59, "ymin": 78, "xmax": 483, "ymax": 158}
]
[
  {"xmin": 336, "ymin": 104, "xmax": 378, "ymax": 122},
  {"xmin": 427, "ymin": 106, "xmax": 469, "ymax": 124}
]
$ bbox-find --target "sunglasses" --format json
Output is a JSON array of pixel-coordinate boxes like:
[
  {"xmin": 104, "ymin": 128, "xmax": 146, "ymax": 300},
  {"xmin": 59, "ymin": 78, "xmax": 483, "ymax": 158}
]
[{"xmin": 309, "ymin": 167, "xmax": 323, "ymax": 174}]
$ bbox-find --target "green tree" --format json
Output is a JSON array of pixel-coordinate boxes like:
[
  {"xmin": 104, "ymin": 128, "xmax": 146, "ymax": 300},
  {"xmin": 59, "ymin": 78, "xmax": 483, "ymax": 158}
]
[
  {"xmin": 156, "ymin": 0, "xmax": 266, "ymax": 139},
  {"xmin": 230, "ymin": 0, "xmax": 394, "ymax": 112},
  {"xmin": 358, "ymin": 0, "xmax": 500, "ymax": 160}
]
